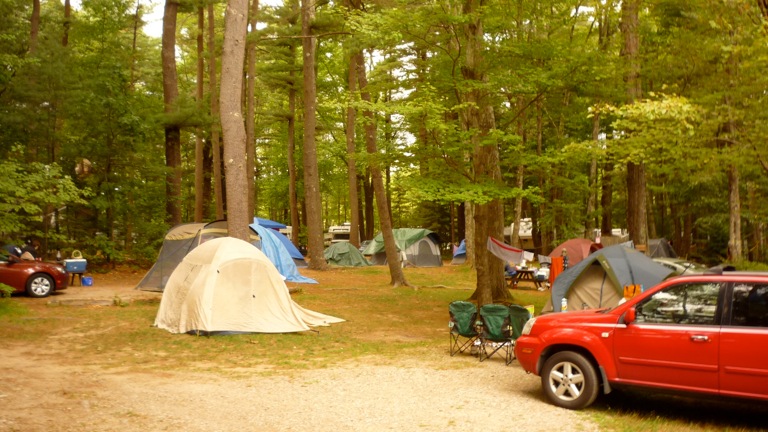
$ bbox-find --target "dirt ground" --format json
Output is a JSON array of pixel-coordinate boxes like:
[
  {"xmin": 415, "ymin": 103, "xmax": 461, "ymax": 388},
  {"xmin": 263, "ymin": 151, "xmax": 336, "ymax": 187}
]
[{"xmin": 0, "ymin": 268, "xmax": 599, "ymax": 432}]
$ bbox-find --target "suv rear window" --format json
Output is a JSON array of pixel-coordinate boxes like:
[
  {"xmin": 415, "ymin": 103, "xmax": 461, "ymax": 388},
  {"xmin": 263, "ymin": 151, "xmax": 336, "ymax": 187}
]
[{"xmin": 730, "ymin": 283, "xmax": 768, "ymax": 327}]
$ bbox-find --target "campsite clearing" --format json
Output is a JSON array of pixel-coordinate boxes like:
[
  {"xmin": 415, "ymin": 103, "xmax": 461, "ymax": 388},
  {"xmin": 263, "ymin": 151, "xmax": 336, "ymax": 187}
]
[{"xmin": 2, "ymin": 265, "xmax": 767, "ymax": 432}]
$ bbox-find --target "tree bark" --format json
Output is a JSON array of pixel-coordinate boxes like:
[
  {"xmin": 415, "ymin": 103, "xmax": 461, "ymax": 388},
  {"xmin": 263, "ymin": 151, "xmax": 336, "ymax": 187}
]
[
  {"xmin": 288, "ymin": 42, "xmax": 300, "ymax": 246},
  {"xmin": 621, "ymin": 0, "xmax": 647, "ymax": 248},
  {"xmin": 363, "ymin": 171, "xmax": 374, "ymax": 239},
  {"xmin": 194, "ymin": 6, "xmax": 205, "ymax": 223},
  {"xmin": 162, "ymin": 0, "xmax": 182, "ymax": 226},
  {"xmin": 355, "ymin": 52, "xmax": 408, "ymax": 287},
  {"xmin": 288, "ymin": 0, "xmax": 300, "ymax": 247},
  {"xmin": 62, "ymin": 0, "xmax": 71, "ymax": 47},
  {"xmin": 30, "ymin": 0, "xmax": 40, "ymax": 53},
  {"xmin": 208, "ymin": 3, "xmax": 225, "ymax": 220},
  {"xmin": 346, "ymin": 52, "xmax": 361, "ymax": 247},
  {"xmin": 462, "ymin": 0, "xmax": 507, "ymax": 305},
  {"xmin": 464, "ymin": 203, "xmax": 474, "ymax": 267},
  {"xmin": 220, "ymin": 0, "xmax": 250, "ymax": 241},
  {"xmin": 587, "ymin": 112, "xmax": 600, "ymax": 236},
  {"xmin": 301, "ymin": 0, "xmax": 327, "ymax": 269},
  {"xmin": 728, "ymin": 164, "xmax": 743, "ymax": 260},
  {"xmin": 245, "ymin": 0, "xmax": 260, "ymax": 217},
  {"xmin": 510, "ymin": 96, "xmax": 525, "ymax": 248},
  {"xmin": 601, "ymin": 162, "xmax": 613, "ymax": 236}
]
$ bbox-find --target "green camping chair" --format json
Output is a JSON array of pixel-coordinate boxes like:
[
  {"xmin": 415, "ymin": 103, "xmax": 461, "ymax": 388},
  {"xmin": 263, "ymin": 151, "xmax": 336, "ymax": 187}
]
[
  {"xmin": 477, "ymin": 304, "xmax": 515, "ymax": 364},
  {"xmin": 506, "ymin": 304, "xmax": 533, "ymax": 362},
  {"xmin": 449, "ymin": 301, "xmax": 479, "ymax": 356}
]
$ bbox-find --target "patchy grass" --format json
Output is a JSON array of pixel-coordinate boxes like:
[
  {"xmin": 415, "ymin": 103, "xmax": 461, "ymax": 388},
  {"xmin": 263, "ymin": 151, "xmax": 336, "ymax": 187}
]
[{"xmin": 1, "ymin": 264, "xmax": 766, "ymax": 431}]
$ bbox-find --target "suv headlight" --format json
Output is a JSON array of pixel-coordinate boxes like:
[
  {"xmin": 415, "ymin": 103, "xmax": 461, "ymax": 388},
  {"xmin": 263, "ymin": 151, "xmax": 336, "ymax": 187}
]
[{"xmin": 521, "ymin": 317, "xmax": 536, "ymax": 335}]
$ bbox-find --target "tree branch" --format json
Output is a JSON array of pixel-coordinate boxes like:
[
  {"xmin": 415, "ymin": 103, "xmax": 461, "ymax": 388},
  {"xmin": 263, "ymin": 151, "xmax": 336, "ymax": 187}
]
[{"xmin": 259, "ymin": 31, "xmax": 351, "ymax": 40}]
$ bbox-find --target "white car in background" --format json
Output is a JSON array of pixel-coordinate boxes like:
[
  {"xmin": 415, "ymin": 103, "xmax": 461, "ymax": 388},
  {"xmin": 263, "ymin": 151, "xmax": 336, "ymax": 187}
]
[{"xmin": 652, "ymin": 257, "xmax": 708, "ymax": 275}]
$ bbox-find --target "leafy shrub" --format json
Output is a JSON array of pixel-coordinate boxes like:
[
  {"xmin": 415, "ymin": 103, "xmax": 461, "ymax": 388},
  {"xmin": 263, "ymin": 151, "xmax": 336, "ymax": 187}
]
[{"xmin": 0, "ymin": 283, "xmax": 14, "ymax": 298}]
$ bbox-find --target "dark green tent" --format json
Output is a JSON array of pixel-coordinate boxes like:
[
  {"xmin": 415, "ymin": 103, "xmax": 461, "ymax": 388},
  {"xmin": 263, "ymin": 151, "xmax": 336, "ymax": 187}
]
[{"xmin": 324, "ymin": 242, "xmax": 370, "ymax": 267}]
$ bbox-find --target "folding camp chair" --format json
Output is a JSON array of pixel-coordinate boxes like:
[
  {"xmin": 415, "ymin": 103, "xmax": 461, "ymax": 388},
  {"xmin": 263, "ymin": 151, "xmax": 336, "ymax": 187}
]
[
  {"xmin": 477, "ymin": 304, "xmax": 515, "ymax": 364},
  {"xmin": 449, "ymin": 301, "xmax": 479, "ymax": 356},
  {"xmin": 506, "ymin": 304, "xmax": 533, "ymax": 362}
]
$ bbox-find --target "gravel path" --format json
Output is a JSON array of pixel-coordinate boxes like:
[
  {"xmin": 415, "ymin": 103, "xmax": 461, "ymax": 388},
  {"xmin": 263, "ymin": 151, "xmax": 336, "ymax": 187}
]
[
  {"xmin": 1, "ymin": 278, "xmax": 599, "ymax": 432},
  {"xmin": 0, "ymin": 352, "xmax": 598, "ymax": 432}
]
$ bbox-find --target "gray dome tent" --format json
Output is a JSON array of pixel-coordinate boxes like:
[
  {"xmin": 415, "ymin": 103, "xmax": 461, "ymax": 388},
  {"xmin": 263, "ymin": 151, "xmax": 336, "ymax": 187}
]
[
  {"xmin": 544, "ymin": 245, "xmax": 675, "ymax": 313},
  {"xmin": 362, "ymin": 228, "xmax": 442, "ymax": 267}
]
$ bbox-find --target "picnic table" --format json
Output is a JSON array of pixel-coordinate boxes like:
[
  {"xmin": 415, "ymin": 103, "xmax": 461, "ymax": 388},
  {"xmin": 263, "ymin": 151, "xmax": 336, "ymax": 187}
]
[{"xmin": 507, "ymin": 269, "xmax": 545, "ymax": 290}]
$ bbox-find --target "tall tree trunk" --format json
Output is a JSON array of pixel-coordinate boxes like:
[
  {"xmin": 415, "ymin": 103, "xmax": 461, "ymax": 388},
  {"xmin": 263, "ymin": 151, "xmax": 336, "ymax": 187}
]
[
  {"xmin": 509, "ymin": 95, "xmax": 525, "ymax": 248},
  {"xmin": 356, "ymin": 52, "xmax": 408, "ymax": 286},
  {"xmin": 533, "ymin": 97, "xmax": 546, "ymax": 252},
  {"xmin": 728, "ymin": 164, "xmax": 742, "ymax": 260},
  {"xmin": 220, "ymin": 0, "xmax": 250, "ymax": 241},
  {"xmin": 194, "ymin": 6, "xmax": 205, "ymax": 223},
  {"xmin": 30, "ymin": 0, "xmax": 40, "ymax": 53},
  {"xmin": 724, "ymin": 25, "xmax": 743, "ymax": 262},
  {"xmin": 597, "ymin": 2, "xmax": 614, "ymax": 240},
  {"xmin": 647, "ymin": 189, "xmax": 657, "ymax": 240},
  {"xmin": 601, "ymin": 162, "xmax": 613, "ymax": 236},
  {"xmin": 463, "ymin": 0, "xmax": 507, "ymax": 305},
  {"xmin": 288, "ymin": 0, "xmax": 300, "ymax": 247},
  {"xmin": 245, "ymin": 0, "xmax": 260, "ymax": 217},
  {"xmin": 301, "ymin": 0, "xmax": 327, "ymax": 269},
  {"xmin": 621, "ymin": 0, "xmax": 647, "ymax": 248},
  {"xmin": 162, "ymin": 0, "xmax": 182, "ymax": 226},
  {"xmin": 464, "ymin": 203, "xmax": 475, "ymax": 267},
  {"xmin": 129, "ymin": 1, "xmax": 140, "ymax": 87},
  {"xmin": 288, "ymin": 43, "xmax": 300, "ymax": 246},
  {"xmin": 346, "ymin": 52, "xmax": 361, "ymax": 247},
  {"xmin": 62, "ymin": 0, "xmax": 71, "ymax": 47},
  {"xmin": 586, "ymin": 112, "xmax": 599, "ymax": 236},
  {"xmin": 208, "ymin": 3, "xmax": 225, "ymax": 220},
  {"xmin": 682, "ymin": 210, "xmax": 693, "ymax": 258}
]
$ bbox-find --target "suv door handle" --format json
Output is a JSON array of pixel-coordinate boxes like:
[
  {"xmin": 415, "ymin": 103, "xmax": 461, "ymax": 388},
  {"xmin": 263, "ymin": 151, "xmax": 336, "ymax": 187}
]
[{"xmin": 690, "ymin": 335, "xmax": 709, "ymax": 342}]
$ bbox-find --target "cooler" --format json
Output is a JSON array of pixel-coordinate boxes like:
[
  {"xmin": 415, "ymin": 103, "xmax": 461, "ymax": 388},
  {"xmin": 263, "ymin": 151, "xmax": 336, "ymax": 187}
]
[{"xmin": 63, "ymin": 258, "xmax": 87, "ymax": 273}]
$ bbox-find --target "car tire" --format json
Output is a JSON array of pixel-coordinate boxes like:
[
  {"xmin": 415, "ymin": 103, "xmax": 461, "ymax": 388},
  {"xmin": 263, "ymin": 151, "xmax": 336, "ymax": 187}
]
[
  {"xmin": 26, "ymin": 273, "xmax": 54, "ymax": 298},
  {"xmin": 541, "ymin": 351, "xmax": 599, "ymax": 410}
]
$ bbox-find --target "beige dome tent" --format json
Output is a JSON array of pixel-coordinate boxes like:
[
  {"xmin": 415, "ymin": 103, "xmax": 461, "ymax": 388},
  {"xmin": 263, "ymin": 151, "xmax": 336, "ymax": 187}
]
[{"xmin": 154, "ymin": 237, "xmax": 343, "ymax": 335}]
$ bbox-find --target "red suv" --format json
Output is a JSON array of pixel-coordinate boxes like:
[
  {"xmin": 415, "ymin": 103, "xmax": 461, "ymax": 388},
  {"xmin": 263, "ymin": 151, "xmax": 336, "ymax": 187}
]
[{"xmin": 514, "ymin": 271, "xmax": 768, "ymax": 409}]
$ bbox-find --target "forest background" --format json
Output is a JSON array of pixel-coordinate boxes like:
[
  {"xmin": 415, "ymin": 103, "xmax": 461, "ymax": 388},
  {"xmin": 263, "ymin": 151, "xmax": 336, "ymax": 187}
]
[{"xmin": 2, "ymin": 0, "xmax": 768, "ymax": 286}]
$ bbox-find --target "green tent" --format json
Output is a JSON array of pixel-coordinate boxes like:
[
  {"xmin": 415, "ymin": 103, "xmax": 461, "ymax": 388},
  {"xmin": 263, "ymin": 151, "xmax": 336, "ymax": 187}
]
[
  {"xmin": 362, "ymin": 228, "xmax": 442, "ymax": 267},
  {"xmin": 324, "ymin": 242, "xmax": 370, "ymax": 267}
]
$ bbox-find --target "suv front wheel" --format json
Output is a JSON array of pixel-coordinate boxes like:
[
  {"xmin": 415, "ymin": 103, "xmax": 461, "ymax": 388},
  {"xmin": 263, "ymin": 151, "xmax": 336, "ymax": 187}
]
[{"xmin": 541, "ymin": 351, "xmax": 599, "ymax": 409}]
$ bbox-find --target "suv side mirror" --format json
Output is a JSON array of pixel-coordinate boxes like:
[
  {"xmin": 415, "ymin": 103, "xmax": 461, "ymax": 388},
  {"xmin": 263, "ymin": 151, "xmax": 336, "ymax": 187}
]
[{"xmin": 624, "ymin": 307, "xmax": 636, "ymax": 324}]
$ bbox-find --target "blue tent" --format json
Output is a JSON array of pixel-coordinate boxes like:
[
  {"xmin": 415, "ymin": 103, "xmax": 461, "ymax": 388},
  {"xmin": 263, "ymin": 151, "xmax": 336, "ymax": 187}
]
[
  {"xmin": 451, "ymin": 239, "xmax": 466, "ymax": 265},
  {"xmin": 252, "ymin": 217, "xmax": 306, "ymax": 267},
  {"xmin": 254, "ymin": 217, "xmax": 286, "ymax": 230},
  {"xmin": 250, "ymin": 218, "xmax": 316, "ymax": 284}
]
